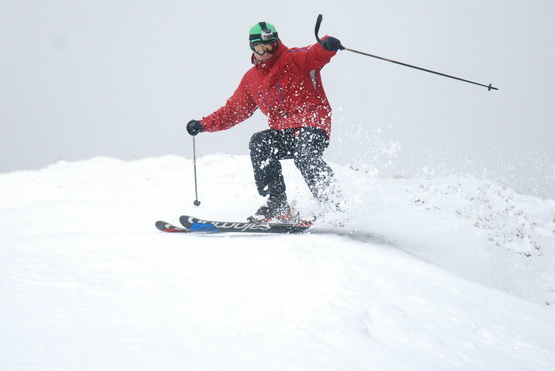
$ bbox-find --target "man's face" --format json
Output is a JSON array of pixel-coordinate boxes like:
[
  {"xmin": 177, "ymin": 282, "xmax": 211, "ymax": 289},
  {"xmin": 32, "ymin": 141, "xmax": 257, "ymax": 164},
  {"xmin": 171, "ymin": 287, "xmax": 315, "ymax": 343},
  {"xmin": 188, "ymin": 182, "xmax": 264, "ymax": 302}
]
[{"xmin": 251, "ymin": 40, "xmax": 278, "ymax": 63}]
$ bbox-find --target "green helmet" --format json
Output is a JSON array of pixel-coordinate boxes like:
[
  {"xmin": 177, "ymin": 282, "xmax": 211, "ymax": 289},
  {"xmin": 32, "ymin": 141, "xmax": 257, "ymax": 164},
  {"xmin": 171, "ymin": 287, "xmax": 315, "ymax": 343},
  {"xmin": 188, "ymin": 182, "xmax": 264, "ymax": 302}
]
[{"xmin": 249, "ymin": 22, "xmax": 278, "ymax": 43}]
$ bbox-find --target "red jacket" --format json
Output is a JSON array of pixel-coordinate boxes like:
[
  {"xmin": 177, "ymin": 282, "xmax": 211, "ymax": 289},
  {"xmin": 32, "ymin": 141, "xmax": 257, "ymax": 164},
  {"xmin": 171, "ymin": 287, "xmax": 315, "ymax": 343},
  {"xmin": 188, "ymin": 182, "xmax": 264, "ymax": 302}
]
[{"xmin": 200, "ymin": 40, "xmax": 337, "ymax": 137}]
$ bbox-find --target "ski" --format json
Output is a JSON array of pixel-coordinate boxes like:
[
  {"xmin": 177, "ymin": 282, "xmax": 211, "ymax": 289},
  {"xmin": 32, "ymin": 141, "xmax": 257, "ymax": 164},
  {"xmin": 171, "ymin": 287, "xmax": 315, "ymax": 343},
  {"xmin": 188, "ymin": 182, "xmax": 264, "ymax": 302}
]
[
  {"xmin": 155, "ymin": 220, "xmax": 191, "ymax": 233},
  {"xmin": 178, "ymin": 214, "xmax": 312, "ymax": 234}
]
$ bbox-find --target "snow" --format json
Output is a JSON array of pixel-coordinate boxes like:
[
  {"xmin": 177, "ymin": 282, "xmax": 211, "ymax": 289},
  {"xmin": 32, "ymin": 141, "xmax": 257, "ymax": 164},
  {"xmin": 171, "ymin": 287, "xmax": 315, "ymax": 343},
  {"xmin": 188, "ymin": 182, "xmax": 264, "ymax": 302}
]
[{"xmin": 1, "ymin": 154, "xmax": 555, "ymax": 370}]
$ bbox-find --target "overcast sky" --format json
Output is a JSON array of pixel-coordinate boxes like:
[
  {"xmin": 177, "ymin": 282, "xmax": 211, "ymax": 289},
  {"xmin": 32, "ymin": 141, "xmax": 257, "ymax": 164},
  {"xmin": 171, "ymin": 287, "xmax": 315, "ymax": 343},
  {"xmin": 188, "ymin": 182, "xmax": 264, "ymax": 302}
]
[{"xmin": 1, "ymin": 0, "xmax": 554, "ymax": 198}]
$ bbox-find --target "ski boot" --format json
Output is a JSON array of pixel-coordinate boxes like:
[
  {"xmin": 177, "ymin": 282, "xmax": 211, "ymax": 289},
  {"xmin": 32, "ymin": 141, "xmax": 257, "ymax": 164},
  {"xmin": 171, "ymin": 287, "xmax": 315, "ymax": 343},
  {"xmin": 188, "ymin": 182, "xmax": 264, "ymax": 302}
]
[{"xmin": 248, "ymin": 196, "xmax": 299, "ymax": 224}]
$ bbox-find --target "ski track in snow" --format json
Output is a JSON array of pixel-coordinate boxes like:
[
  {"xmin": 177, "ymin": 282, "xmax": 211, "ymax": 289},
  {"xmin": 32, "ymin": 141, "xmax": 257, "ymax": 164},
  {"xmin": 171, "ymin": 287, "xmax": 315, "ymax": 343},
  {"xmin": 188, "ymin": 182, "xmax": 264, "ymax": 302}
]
[{"xmin": 1, "ymin": 155, "xmax": 555, "ymax": 370}]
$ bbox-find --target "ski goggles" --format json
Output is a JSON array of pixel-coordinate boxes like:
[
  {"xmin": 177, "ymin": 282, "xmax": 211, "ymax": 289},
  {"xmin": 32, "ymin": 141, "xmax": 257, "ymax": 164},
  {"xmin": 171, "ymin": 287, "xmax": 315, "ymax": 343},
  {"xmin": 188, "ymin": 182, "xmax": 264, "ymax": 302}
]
[{"xmin": 251, "ymin": 40, "xmax": 279, "ymax": 56}]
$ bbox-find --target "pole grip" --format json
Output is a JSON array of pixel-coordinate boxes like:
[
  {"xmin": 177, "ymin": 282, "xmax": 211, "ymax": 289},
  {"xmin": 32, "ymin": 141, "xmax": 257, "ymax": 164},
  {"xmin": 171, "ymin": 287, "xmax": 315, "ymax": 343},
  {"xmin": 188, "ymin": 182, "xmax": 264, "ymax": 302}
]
[{"xmin": 315, "ymin": 14, "xmax": 323, "ymax": 44}]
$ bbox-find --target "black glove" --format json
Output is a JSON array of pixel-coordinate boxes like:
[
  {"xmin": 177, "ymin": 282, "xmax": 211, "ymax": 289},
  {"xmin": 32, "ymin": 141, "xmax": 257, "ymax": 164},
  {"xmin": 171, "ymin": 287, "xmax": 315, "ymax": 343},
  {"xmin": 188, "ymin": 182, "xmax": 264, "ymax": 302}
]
[
  {"xmin": 321, "ymin": 37, "xmax": 343, "ymax": 52},
  {"xmin": 186, "ymin": 119, "xmax": 203, "ymax": 136}
]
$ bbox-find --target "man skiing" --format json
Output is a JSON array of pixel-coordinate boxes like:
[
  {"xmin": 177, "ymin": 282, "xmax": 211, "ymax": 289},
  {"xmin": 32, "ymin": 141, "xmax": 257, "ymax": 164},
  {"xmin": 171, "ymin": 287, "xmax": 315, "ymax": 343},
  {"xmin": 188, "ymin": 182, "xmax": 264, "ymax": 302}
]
[{"xmin": 186, "ymin": 21, "xmax": 343, "ymax": 222}]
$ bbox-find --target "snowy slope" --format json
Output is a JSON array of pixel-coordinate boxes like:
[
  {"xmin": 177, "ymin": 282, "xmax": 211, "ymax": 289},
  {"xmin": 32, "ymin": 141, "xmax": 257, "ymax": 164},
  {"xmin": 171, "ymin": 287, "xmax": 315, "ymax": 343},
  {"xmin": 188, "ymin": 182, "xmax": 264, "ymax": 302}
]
[{"xmin": 1, "ymin": 155, "xmax": 555, "ymax": 370}]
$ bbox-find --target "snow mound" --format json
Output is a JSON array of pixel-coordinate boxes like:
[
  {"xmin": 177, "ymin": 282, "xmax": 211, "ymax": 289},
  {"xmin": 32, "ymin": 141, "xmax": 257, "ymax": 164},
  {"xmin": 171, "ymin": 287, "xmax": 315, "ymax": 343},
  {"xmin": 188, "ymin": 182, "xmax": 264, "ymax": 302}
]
[{"xmin": 1, "ymin": 155, "xmax": 554, "ymax": 370}]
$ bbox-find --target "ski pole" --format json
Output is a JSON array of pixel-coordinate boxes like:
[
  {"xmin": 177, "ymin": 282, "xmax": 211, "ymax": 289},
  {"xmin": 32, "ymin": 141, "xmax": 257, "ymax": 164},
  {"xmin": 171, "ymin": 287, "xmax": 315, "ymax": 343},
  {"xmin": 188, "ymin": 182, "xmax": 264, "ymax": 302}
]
[
  {"xmin": 192, "ymin": 136, "xmax": 201, "ymax": 206},
  {"xmin": 315, "ymin": 14, "xmax": 498, "ymax": 91}
]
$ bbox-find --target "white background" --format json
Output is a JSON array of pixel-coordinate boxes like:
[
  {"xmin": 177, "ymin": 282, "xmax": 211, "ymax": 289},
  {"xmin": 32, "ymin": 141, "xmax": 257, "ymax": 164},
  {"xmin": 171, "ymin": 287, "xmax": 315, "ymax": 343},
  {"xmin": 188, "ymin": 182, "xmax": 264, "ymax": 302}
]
[{"xmin": 1, "ymin": 0, "xmax": 554, "ymax": 198}]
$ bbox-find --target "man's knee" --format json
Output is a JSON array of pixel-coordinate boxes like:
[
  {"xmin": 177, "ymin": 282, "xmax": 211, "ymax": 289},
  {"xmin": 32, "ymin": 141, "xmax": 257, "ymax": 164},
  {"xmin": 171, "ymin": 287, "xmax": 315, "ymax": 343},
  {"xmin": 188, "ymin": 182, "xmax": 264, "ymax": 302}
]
[
  {"xmin": 293, "ymin": 129, "xmax": 327, "ymax": 164},
  {"xmin": 250, "ymin": 130, "xmax": 272, "ymax": 150}
]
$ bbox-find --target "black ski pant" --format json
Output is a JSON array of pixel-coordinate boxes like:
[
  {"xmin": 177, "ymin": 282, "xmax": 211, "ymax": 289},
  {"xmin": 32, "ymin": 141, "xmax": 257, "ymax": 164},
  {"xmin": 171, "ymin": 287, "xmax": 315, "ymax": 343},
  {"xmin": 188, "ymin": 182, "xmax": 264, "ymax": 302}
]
[{"xmin": 249, "ymin": 127, "xmax": 334, "ymax": 202}]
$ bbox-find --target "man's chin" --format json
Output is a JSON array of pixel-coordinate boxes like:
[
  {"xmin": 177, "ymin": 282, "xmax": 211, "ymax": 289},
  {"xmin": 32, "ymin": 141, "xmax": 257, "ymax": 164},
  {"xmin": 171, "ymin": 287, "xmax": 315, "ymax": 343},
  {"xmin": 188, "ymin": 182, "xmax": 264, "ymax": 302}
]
[{"xmin": 255, "ymin": 54, "xmax": 272, "ymax": 63}]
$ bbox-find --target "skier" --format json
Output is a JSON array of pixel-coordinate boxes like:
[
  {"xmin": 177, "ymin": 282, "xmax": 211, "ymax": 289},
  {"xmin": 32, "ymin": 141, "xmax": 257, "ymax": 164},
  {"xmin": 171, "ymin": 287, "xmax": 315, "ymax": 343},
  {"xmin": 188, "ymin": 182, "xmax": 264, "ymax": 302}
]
[{"xmin": 186, "ymin": 21, "xmax": 343, "ymax": 222}]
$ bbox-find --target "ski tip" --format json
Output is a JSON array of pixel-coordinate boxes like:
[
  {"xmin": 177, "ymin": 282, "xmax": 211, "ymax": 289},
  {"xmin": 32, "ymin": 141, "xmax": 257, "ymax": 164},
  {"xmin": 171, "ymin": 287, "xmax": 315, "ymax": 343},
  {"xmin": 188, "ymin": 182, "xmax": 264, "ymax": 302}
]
[{"xmin": 155, "ymin": 220, "xmax": 190, "ymax": 233}]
